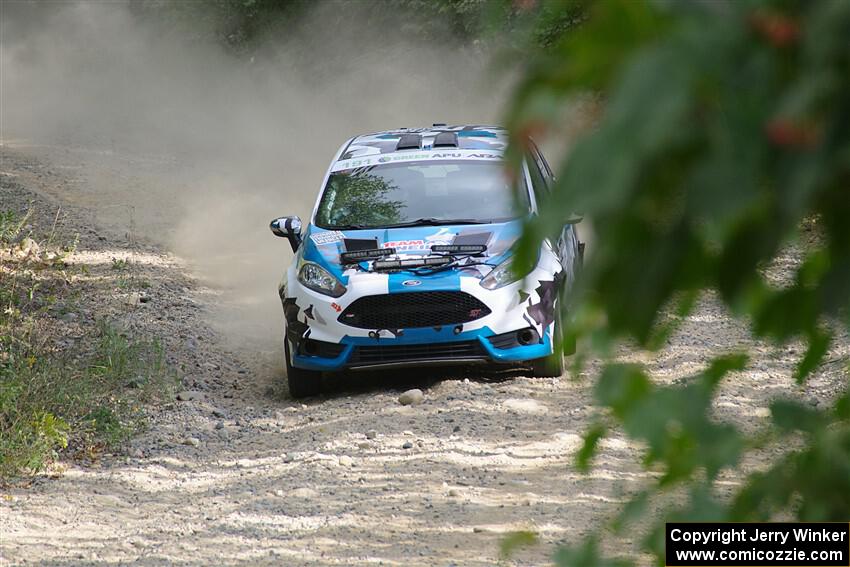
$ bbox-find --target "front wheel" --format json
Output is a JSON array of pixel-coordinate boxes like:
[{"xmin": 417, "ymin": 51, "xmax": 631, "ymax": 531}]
[
  {"xmin": 531, "ymin": 308, "xmax": 569, "ymax": 378},
  {"xmin": 531, "ymin": 347, "xmax": 564, "ymax": 378},
  {"xmin": 284, "ymin": 338, "xmax": 323, "ymax": 399}
]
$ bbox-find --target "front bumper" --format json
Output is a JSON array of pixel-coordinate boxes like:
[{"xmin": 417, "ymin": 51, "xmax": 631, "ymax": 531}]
[
  {"xmin": 282, "ymin": 269, "xmax": 558, "ymax": 372},
  {"xmin": 290, "ymin": 324, "xmax": 554, "ymax": 371}
]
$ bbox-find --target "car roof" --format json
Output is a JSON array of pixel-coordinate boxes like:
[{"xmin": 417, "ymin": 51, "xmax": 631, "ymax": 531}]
[{"xmin": 338, "ymin": 125, "xmax": 508, "ymax": 162}]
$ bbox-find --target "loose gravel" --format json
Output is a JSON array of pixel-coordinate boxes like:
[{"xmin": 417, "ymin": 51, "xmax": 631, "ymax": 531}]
[{"xmin": 1, "ymin": 144, "xmax": 846, "ymax": 566}]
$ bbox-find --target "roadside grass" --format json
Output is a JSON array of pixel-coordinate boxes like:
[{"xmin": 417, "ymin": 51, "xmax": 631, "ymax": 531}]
[{"xmin": 0, "ymin": 208, "xmax": 177, "ymax": 481}]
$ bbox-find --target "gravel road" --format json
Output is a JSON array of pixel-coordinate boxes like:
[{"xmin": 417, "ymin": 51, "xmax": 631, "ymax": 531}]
[{"xmin": 1, "ymin": 143, "xmax": 846, "ymax": 566}]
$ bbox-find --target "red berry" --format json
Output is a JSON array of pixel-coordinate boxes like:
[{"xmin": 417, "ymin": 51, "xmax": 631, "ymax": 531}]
[{"xmin": 750, "ymin": 10, "xmax": 800, "ymax": 48}]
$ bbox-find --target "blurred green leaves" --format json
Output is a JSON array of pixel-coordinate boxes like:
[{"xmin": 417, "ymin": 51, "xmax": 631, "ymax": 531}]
[
  {"xmin": 499, "ymin": 530, "xmax": 539, "ymax": 561},
  {"xmin": 554, "ymin": 537, "xmax": 633, "ymax": 567},
  {"xmin": 733, "ymin": 423, "xmax": 850, "ymax": 522},
  {"xmin": 503, "ymin": 0, "xmax": 850, "ymax": 563},
  {"xmin": 510, "ymin": 0, "xmax": 850, "ymax": 350},
  {"xmin": 594, "ymin": 356, "xmax": 745, "ymax": 484}
]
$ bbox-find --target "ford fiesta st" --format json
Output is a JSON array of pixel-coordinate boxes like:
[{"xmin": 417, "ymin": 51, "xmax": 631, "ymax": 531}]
[{"xmin": 270, "ymin": 125, "xmax": 583, "ymax": 397}]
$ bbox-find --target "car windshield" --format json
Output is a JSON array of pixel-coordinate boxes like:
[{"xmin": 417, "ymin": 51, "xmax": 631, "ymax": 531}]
[{"xmin": 315, "ymin": 160, "xmax": 529, "ymax": 229}]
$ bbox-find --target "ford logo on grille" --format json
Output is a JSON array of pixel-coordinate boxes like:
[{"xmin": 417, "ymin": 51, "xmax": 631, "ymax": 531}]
[{"xmin": 402, "ymin": 280, "xmax": 421, "ymax": 287}]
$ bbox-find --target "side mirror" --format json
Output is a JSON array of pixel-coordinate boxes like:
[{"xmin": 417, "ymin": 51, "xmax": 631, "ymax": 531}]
[{"xmin": 270, "ymin": 216, "xmax": 303, "ymax": 252}]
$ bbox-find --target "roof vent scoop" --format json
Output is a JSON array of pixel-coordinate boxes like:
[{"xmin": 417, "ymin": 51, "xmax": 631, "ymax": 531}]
[
  {"xmin": 396, "ymin": 134, "xmax": 422, "ymax": 151},
  {"xmin": 433, "ymin": 132, "xmax": 459, "ymax": 148}
]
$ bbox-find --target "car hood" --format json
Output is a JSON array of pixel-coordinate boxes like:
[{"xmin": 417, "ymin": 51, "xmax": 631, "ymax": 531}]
[{"xmin": 301, "ymin": 220, "xmax": 522, "ymax": 279}]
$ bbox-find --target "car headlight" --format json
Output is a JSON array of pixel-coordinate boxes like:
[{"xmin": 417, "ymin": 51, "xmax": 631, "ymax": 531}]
[
  {"xmin": 480, "ymin": 257, "xmax": 528, "ymax": 290},
  {"xmin": 297, "ymin": 261, "xmax": 346, "ymax": 297}
]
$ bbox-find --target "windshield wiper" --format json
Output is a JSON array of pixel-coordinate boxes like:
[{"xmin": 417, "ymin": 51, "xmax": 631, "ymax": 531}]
[
  {"xmin": 325, "ymin": 218, "xmax": 499, "ymax": 230},
  {"xmin": 377, "ymin": 218, "xmax": 492, "ymax": 229},
  {"xmin": 324, "ymin": 223, "xmax": 371, "ymax": 230}
]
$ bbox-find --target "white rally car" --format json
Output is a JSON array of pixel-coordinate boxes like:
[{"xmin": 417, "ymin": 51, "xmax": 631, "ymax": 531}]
[{"xmin": 270, "ymin": 125, "xmax": 582, "ymax": 397}]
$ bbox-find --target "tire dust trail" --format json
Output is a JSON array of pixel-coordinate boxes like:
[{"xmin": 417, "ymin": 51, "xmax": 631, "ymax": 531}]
[{"xmin": 2, "ymin": 144, "xmax": 848, "ymax": 566}]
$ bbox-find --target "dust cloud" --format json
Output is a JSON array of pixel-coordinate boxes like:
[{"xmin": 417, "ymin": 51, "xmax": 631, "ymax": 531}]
[{"xmin": 1, "ymin": 0, "xmax": 506, "ymax": 352}]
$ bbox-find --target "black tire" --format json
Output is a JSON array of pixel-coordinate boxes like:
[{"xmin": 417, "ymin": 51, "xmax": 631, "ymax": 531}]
[
  {"xmin": 284, "ymin": 338, "xmax": 323, "ymax": 399},
  {"xmin": 531, "ymin": 347, "xmax": 564, "ymax": 378},
  {"xmin": 531, "ymin": 305, "xmax": 568, "ymax": 378},
  {"xmin": 563, "ymin": 332, "xmax": 577, "ymax": 356}
]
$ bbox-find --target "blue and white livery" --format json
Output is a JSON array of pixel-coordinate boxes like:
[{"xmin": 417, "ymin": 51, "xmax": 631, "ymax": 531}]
[{"xmin": 270, "ymin": 125, "xmax": 582, "ymax": 397}]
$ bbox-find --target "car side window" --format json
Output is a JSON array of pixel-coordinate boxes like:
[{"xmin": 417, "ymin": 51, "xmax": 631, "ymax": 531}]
[
  {"xmin": 526, "ymin": 155, "xmax": 549, "ymax": 209},
  {"xmin": 531, "ymin": 142, "xmax": 555, "ymax": 181}
]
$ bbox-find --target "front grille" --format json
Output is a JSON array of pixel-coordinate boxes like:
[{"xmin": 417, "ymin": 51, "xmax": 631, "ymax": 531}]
[
  {"xmin": 349, "ymin": 340, "xmax": 486, "ymax": 365},
  {"xmin": 339, "ymin": 291, "xmax": 491, "ymax": 329}
]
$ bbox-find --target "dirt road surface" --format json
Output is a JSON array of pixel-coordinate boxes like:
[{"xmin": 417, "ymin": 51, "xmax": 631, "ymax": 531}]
[{"xmin": 1, "ymin": 143, "xmax": 846, "ymax": 566}]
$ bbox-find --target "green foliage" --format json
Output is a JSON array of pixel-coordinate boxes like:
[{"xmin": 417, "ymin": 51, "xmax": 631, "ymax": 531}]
[
  {"xmin": 511, "ymin": 0, "xmax": 850, "ymax": 353},
  {"xmin": 503, "ymin": 0, "xmax": 850, "ymax": 563},
  {"xmin": 0, "ymin": 217, "xmax": 176, "ymax": 480},
  {"xmin": 0, "ymin": 319, "xmax": 175, "ymax": 479},
  {"xmin": 575, "ymin": 421, "xmax": 605, "ymax": 472},
  {"xmin": 499, "ymin": 530, "xmax": 539, "ymax": 560},
  {"xmin": 0, "ymin": 209, "xmax": 28, "ymax": 242},
  {"xmin": 595, "ymin": 357, "xmax": 747, "ymax": 484},
  {"xmin": 735, "ymin": 402, "xmax": 850, "ymax": 522},
  {"xmin": 554, "ymin": 537, "xmax": 631, "ymax": 567}
]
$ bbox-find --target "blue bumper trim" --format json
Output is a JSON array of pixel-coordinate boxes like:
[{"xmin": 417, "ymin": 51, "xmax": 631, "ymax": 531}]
[
  {"xmin": 477, "ymin": 331, "xmax": 551, "ymax": 363},
  {"xmin": 292, "ymin": 325, "xmax": 552, "ymax": 371}
]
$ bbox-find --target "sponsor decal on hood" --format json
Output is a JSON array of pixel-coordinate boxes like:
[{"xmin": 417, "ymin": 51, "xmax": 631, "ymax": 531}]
[{"xmin": 303, "ymin": 220, "xmax": 521, "ymax": 277}]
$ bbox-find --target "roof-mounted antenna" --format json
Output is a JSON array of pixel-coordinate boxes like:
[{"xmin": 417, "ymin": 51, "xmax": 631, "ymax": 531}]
[
  {"xmin": 433, "ymin": 132, "xmax": 458, "ymax": 148},
  {"xmin": 396, "ymin": 134, "xmax": 422, "ymax": 151}
]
